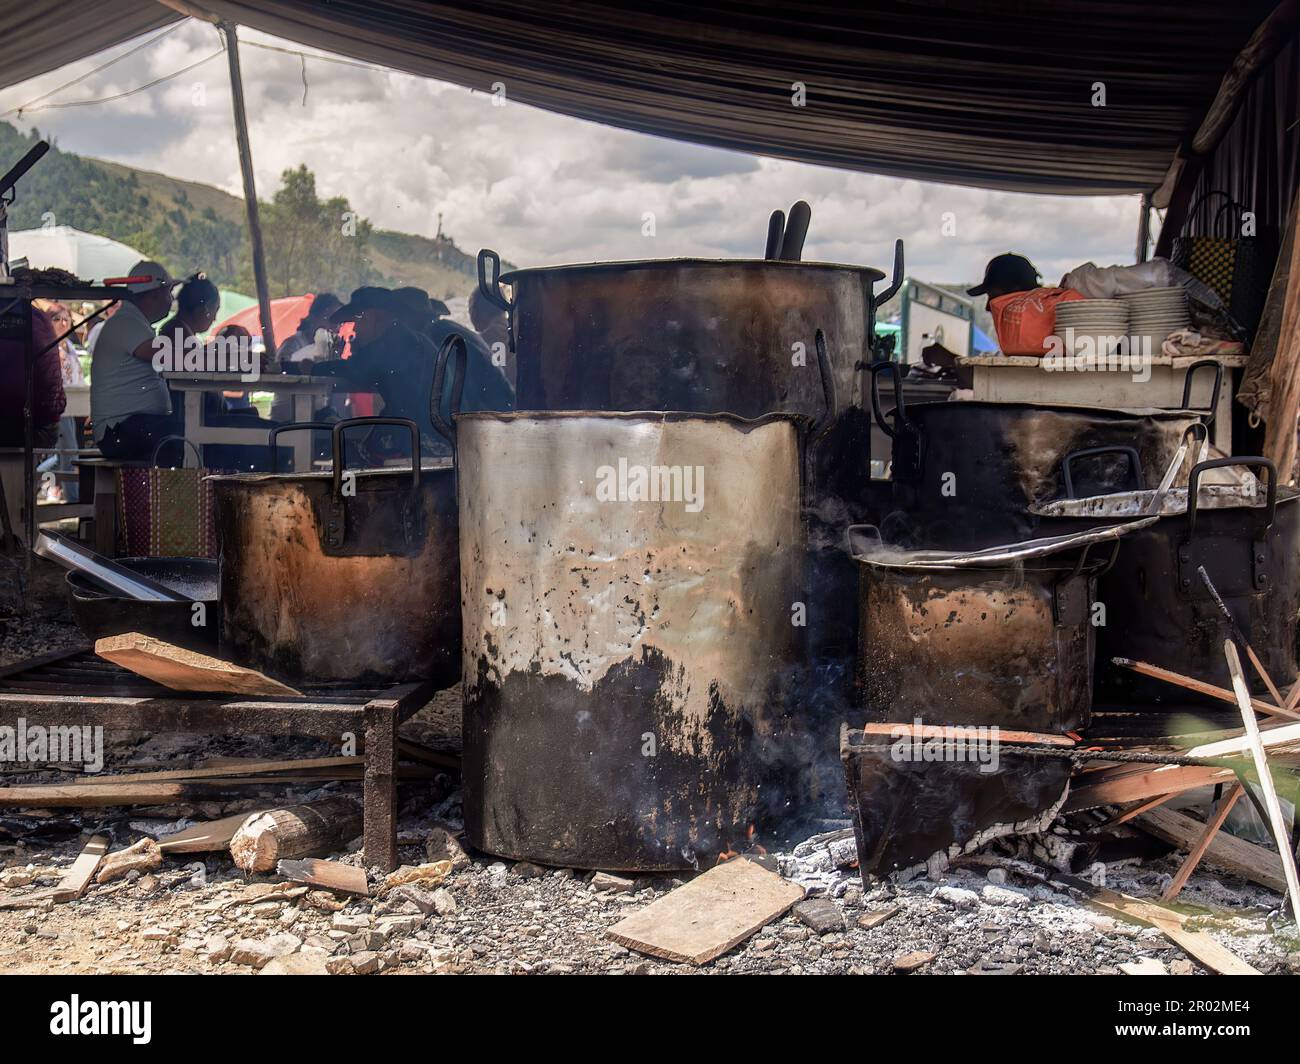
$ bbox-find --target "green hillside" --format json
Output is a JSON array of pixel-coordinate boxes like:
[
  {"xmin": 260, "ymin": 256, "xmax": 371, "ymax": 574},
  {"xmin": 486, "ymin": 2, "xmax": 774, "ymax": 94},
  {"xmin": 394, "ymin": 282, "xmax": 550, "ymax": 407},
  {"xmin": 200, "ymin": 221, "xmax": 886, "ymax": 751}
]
[{"xmin": 0, "ymin": 121, "xmax": 501, "ymax": 300}]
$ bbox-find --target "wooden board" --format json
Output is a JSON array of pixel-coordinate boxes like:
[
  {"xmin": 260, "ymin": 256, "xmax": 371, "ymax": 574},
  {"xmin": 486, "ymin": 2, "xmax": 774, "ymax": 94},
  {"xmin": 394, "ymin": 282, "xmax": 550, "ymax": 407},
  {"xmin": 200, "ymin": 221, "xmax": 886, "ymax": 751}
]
[
  {"xmin": 1064, "ymin": 764, "xmax": 1237, "ymax": 811},
  {"xmin": 605, "ymin": 857, "xmax": 803, "ymax": 965},
  {"xmin": 157, "ymin": 812, "xmax": 258, "ymax": 854},
  {"xmin": 1135, "ymin": 805, "xmax": 1289, "ymax": 896},
  {"xmin": 53, "ymin": 834, "xmax": 109, "ymax": 901},
  {"xmin": 1187, "ymin": 721, "xmax": 1300, "ymax": 759},
  {"xmin": 1119, "ymin": 958, "xmax": 1169, "ymax": 975},
  {"xmin": 276, "ymin": 858, "xmax": 369, "ymax": 897},
  {"xmin": 95, "ymin": 633, "xmax": 302, "ymax": 697}
]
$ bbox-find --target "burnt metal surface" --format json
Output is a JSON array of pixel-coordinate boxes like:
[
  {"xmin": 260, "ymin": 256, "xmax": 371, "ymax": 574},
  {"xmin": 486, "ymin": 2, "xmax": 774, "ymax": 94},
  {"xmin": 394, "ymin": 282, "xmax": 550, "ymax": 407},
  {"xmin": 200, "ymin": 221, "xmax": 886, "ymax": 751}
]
[
  {"xmin": 458, "ymin": 411, "xmax": 804, "ymax": 871},
  {"xmin": 66, "ymin": 557, "xmax": 218, "ymax": 652},
  {"xmin": 1092, "ymin": 466, "xmax": 1300, "ymax": 706},
  {"xmin": 489, "ymin": 256, "xmax": 885, "ymax": 420},
  {"xmin": 849, "ymin": 523, "xmax": 1152, "ymax": 734},
  {"xmin": 856, "ymin": 565, "xmax": 1096, "ymax": 734},
  {"xmin": 210, "ymin": 464, "xmax": 460, "ymax": 686},
  {"xmin": 871, "ymin": 388, "xmax": 1206, "ymax": 549},
  {"xmin": 841, "ymin": 725, "xmax": 1071, "ymax": 880}
]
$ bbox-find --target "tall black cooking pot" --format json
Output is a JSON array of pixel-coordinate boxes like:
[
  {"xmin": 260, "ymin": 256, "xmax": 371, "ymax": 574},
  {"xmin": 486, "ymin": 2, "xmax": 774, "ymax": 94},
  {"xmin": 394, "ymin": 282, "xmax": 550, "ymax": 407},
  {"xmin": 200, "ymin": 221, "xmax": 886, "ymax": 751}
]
[
  {"xmin": 1036, "ymin": 457, "xmax": 1300, "ymax": 706},
  {"xmin": 866, "ymin": 360, "xmax": 1217, "ymax": 549},
  {"xmin": 477, "ymin": 245, "xmax": 902, "ymax": 420}
]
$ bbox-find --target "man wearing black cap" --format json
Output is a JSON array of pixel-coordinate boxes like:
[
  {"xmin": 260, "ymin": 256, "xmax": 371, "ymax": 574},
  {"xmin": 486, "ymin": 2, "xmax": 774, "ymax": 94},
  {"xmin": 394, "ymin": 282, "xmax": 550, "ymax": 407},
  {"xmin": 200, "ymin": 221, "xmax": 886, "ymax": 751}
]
[{"xmin": 966, "ymin": 253, "xmax": 1041, "ymax": 308}]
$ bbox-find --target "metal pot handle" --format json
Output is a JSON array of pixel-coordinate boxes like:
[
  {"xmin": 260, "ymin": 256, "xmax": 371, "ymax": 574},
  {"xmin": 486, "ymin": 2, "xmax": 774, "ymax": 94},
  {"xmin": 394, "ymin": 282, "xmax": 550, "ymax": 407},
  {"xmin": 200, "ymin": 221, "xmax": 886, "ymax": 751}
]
[
  {"xmin": 1186, "ymin": 456, "xmax": 1277, "ymax": 541},
  {"xmin": 1060, "ymin": 445, "xmax": 1145, "ymax": 499},
  {"xmin": 867, "ymin": 359, "xmax": 907, "ymax": 438},
  {"xmin": 330, "ymin": 417, "xmax": 422, "ymax": 499},
  {"xmin": 268, "ymin": 421, "xmax": 334, "ymax": 473},
  {"xmin": 1180, "ymin": 359, "xmax": 1223, "ymax": 425},
  {"xmin": 477, "ymin": 249, "xmax": 512, "ymax": 312},
  {"xmin": 845, "ymin": 523, "xmax": 884, "ymax": 558},
  {"xmin": 812, "ymin": 329, "xmax": 836, "ymax": 431},
  {"xmin": 430, "ymin": 334, "xmax": 468, "ymax": 447},
  {"xmin": 148, "ymin": 434, "xmax": 202, "ymax": 469},
  {"xmin": 876, "ymin": 239, "xmax": 905, "ymax": 307}
]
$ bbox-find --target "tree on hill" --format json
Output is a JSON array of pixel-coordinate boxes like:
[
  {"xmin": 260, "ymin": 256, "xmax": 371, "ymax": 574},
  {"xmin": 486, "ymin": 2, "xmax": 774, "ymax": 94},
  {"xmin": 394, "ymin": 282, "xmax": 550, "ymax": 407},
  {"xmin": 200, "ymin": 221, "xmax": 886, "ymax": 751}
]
[{"xmin": 248, "ymin": 164, "xmax": 378, "ymax": 297}]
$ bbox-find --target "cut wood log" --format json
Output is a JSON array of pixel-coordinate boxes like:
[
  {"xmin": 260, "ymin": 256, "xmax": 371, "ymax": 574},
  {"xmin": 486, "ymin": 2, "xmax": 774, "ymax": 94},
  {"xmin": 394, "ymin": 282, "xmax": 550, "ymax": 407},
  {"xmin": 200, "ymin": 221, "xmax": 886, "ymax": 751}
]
[
  {"xmin": 1136, "ymin": 805, "xmax": 1289, "ymax": 895},
  {"xmin": 95, "ymin": 837, "xmax": 162, "ymax": 884},
  {"xmin": 230, "ymin": 796, "xmax": 363, "ymax": 873},
  {"xmin": 157, "ymin": 812, "xmax": 259, "ymax": 854},
  {"xmin": 606, "ymin": 857, "xmax": 804, "ymax": 965},
  {"xmin": 95, "ymin": 633, "xmax": 302, "ymax": 697},
  {"xmin": 1224, "ymin": 641, "xmax": 1300, "ymax": 920},
  {"xmin": 1162, "ymin": 784, "xmax": 1243, "ymax": 901},
  {"xmin": 277, "ymin": 858, "xmax": 369, "ymax": 897},
  {"xmin": 1111, "ymin": 657, "xmax": 1299, "ymax": 721}
]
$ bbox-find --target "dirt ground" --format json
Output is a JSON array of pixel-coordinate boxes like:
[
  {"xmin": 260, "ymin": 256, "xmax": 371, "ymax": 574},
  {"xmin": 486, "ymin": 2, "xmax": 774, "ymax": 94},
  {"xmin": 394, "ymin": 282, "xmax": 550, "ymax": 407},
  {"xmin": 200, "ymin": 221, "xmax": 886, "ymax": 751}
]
[{"xmin": 2, "ymin": 614, "xmax": 1298, "ymax": 976}]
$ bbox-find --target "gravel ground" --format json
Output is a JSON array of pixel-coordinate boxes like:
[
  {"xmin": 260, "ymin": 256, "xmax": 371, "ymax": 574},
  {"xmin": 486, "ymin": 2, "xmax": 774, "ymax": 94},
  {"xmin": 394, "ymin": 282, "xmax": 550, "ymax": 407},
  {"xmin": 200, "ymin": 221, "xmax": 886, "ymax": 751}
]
[{"xmin": 1, "ymin": 612, "xmax": 1298, "ymax": 976}]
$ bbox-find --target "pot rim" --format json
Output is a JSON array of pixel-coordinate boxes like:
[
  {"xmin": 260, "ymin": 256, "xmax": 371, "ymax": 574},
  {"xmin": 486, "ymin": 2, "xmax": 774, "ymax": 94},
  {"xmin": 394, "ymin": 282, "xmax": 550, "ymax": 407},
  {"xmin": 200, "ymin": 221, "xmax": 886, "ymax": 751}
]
[
  {"xmin": 849, "ymin": 518, "xmax": 1158, "ymax": 571},
  {"xmin": 206, "ymin": 459, "xmax": 453, "ymax": 485},
  {"xmin": 891, "ymin": 399, "xmax": 1206, "ymax": 420},
  {"xmin": 455, "ymin": 409, "xmax": 811, "ymax": 429},
  {"xmin": 499, "ymin": 257, "xmax": 887, "ymax": 284}
]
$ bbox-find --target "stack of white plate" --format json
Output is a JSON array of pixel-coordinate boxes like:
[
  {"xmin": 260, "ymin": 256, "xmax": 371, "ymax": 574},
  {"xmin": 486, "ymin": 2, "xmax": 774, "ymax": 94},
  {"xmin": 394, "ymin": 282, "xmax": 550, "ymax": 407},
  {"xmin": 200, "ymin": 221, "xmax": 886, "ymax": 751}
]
[
  {"xmin": 1120, "ymin": 286, "xmax": 1188, "ymax": 349},
  {"xmin": 1053, "ymin": 299, "xmax": 1130, "ymax": 356}
]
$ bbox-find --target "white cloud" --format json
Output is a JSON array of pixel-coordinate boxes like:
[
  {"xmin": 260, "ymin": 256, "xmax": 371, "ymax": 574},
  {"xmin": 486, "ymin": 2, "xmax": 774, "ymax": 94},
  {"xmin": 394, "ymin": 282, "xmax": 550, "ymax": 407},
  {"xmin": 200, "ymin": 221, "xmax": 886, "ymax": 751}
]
[{"xmin": 0, "ymin": 19, "xmax": 1142, "ymax": 289}]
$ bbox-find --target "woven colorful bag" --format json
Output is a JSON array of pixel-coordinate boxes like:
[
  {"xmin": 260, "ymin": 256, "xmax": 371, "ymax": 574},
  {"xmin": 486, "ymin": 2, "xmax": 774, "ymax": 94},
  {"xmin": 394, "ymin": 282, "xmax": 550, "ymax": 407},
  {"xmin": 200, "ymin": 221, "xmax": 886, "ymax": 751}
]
[{"xmin": 117, "ymin": 437, "xmax": 222, "ymax": 558}]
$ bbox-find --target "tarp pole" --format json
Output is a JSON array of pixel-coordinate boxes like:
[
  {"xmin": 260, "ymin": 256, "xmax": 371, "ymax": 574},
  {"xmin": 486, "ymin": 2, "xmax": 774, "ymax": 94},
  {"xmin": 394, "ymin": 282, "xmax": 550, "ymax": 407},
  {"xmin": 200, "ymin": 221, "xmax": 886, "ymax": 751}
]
[{"xmin": 219, "ymin": 21, "xmax": 276, "ymax": 356}]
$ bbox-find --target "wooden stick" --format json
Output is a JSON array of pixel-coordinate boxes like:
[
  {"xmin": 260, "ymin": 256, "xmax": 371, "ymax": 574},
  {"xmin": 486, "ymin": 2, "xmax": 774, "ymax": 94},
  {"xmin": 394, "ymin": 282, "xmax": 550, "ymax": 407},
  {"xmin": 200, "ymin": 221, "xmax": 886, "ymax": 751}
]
[
  {"xmin": 1103, "ymin": 793, "xmax": 1178, "ymax": 827},
  {"xmin": 1198, "ymin": 566, "xmax": 1288, "ymax": 708},
  {"xmin": 1135, "ymin": 805, "xmax": 1290, "ymax": 895},
  {"xmin": 1162, "ymin": 784, "xmax": 1243, "ymax": 901},
  {"xmin": 1186, "ymin": 721, "xmax": 1300, "ymax": 759},
  {"xmin": 1112, "ymin": 657, "xmax": 1300, "ymax": 721},
  {"xmin": 1224, "ymin": 640, "xmax": 1300, "ymax": 920}
]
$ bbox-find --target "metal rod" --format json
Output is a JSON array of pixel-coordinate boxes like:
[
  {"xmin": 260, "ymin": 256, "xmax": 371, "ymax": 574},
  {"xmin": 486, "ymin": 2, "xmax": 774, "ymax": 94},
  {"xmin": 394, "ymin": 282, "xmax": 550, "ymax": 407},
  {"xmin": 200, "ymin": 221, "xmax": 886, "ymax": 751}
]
[
  {"xmin": 1134, "ymin": 191, "xmax": 1152, "ymax": 264},
  {"xmin": 220, "ymin": 21, "xmax": 276, "ymax": 357}
]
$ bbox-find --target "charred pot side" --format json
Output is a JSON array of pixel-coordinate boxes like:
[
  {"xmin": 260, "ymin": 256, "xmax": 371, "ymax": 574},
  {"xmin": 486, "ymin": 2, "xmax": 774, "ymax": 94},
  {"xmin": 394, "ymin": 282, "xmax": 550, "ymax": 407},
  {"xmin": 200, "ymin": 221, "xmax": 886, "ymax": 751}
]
[{"xmin": 457, "ymin": 412, "xmax": 805, "ymax": 871}]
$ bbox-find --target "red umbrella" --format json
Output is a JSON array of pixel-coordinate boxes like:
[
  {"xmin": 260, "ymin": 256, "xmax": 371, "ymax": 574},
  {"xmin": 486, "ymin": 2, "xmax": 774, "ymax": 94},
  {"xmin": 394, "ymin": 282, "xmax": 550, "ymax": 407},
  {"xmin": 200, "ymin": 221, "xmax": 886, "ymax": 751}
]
[{"xmin": 210, "ymin": 294, "xmax": 314, "ymax": 348}]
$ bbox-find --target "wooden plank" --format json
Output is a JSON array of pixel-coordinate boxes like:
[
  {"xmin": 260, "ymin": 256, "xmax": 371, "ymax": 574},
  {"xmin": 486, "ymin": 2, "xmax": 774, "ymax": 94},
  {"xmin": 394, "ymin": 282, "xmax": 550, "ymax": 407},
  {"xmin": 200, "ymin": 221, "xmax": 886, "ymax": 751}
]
[
  {"xmin": 606, "ymin": 857, "xmax": 803, "ymax": 965},
  {"xmin": 94, "ymin": 633, "xmax": 302, "ymax": 698},
  {"xmin": 1135, "ymin": 805, "xmax": 1289, "ymax": 896},
  {"xmin": 71, "ymin": 756, "xmax": 363, "ymax": 786},
  {"xmin": 1064, "ymin": 764, "xmax": 1236, "ymax": 811},
  {"xmin": 858, "ymin": 721, "xmax": 1075, "ymax": 746},
  {"xmin": 1104, "ymin": 792, "xmax": 1179, "ymax": 827},
  {"xmin": 1111, "ymin": 657, "xmax": 1299, "ymax": 721},
  {"xmin": 1224, "ymin": 641, "xmax": 1300, "ymax": 919},
  {"xmin": 157, "ymin": 812, "xmax": 258, "ymax": 854},
  {"xmin": 1162, "ymin": 785, "xmax": 1243, "ymax": 901},
  {"xmin": 276, "ymin": 858, "xmax": 369, "ymax": 897},
  {"xmin": 1186, "ymin": 721, "xmax": 1300, "ymax": 759},
  {"xmin": 52, "ymin": 833, "xmax": 109, "ymax": 901}
]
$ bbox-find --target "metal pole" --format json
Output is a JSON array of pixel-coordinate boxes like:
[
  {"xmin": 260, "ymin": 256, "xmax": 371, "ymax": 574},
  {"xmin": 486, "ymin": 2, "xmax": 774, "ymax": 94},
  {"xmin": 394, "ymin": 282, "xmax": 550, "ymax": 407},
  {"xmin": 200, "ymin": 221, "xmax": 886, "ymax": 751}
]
[
  {"xmin": 1134, "ymin": 192, "xmax": 1152, "ymax": 264},
  {"xmin": 220, "ymin": 21, "xmax": 276, "ymax": 356},
  {"xmin": 22, "ymin": 296, "xmax": 34, "ymax": 564}
]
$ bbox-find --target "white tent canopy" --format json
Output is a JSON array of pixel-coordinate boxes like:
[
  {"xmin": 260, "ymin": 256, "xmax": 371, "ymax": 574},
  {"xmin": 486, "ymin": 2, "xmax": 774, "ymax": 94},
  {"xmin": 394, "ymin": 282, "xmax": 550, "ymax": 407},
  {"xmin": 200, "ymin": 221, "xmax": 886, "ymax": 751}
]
[{"xmin": 9, "ymin": 226, "xmax": 146, "ymax": 284}]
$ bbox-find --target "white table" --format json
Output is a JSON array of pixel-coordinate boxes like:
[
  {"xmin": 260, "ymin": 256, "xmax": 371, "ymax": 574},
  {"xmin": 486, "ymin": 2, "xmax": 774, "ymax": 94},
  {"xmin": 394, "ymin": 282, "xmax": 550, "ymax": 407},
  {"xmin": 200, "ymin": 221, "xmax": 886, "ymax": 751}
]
[
  {"xmin": 958, "ymin": 353, "xmax": 1248, "ymax": 454},
  {"xmin": 163, "ymin": 372, "xmax": 338, "ymax": 470}
]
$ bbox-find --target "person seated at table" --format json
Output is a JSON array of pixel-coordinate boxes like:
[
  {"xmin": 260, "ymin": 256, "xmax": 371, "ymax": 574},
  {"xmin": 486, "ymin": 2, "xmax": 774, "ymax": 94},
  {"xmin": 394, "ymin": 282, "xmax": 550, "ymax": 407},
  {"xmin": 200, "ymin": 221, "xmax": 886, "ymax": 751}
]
[
  {"xmin": 89, "ymin": 261, "xmax": 179, "ymax": 461},
  {"xmin": 277, "ymin": 292, "xmax": 342, "ymax": 371},
  {"xmin": 0, "ymin": 303, "xmax": 64, "ymax": 448},
  {"xmin": 392, "ymin": 286, "xmax": 514, "ymax": 425},
  {"xmin": 33, "ymin": 300, "xmax": 85, "ymax": 501},
  {"xmin": 317, "ymin": 286, "xmax": 511, "ymax": 460},
  {"xmin": 157, "ymin": 276, "xmax": 220, "ymax": 353}
]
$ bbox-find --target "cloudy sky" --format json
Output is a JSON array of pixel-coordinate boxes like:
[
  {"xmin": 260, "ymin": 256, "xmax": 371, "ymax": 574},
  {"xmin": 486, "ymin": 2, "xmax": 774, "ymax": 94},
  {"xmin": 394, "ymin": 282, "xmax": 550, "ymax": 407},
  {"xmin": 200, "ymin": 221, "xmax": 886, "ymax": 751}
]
[{"xmin": 0, "ymin": 18, "xmax": 1143, "ymax": 287}]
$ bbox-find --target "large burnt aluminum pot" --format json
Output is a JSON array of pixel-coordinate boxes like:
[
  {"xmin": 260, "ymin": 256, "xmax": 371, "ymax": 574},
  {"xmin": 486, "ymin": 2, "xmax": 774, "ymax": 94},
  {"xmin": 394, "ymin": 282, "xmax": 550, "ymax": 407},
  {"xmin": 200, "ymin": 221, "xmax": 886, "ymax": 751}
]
[
  {"xmin": 209, "ymin": 339, "xmax": 467, "ymax": 686},
  {"xmin": 848, "ymin": 520, "xmax": 1156, "ymax": 734},
  {"xmin": 476, "ymin": 244, "xmax": 902, "ymax": 420},
  {"xmin": 866, "ymin": 359, "xmax": 1217, "ymax": 549},
  {"xmin": 1034, "ymin": 457, "xmax": 1300, "ymax": 706},
  {"xmin": 458, "ymin": 410, "xmax": 805, "ymax": 871}
]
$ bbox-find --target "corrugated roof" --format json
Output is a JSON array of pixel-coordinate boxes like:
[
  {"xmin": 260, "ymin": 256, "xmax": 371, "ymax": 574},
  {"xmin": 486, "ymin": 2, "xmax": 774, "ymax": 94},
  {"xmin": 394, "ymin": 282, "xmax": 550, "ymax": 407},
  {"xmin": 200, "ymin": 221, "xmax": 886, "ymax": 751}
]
[{"xmin": 2, "ymin": 1, "xmax": 1284, "ymax": 196}]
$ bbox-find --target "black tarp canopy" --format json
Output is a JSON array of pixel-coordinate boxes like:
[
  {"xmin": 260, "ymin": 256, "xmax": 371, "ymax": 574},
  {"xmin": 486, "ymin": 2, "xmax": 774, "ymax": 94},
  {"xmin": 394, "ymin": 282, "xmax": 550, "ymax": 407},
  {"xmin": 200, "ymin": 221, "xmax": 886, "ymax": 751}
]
[{"xmin": 0, "ymin": 1, "xmax": 1288, "ymax": 196}]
